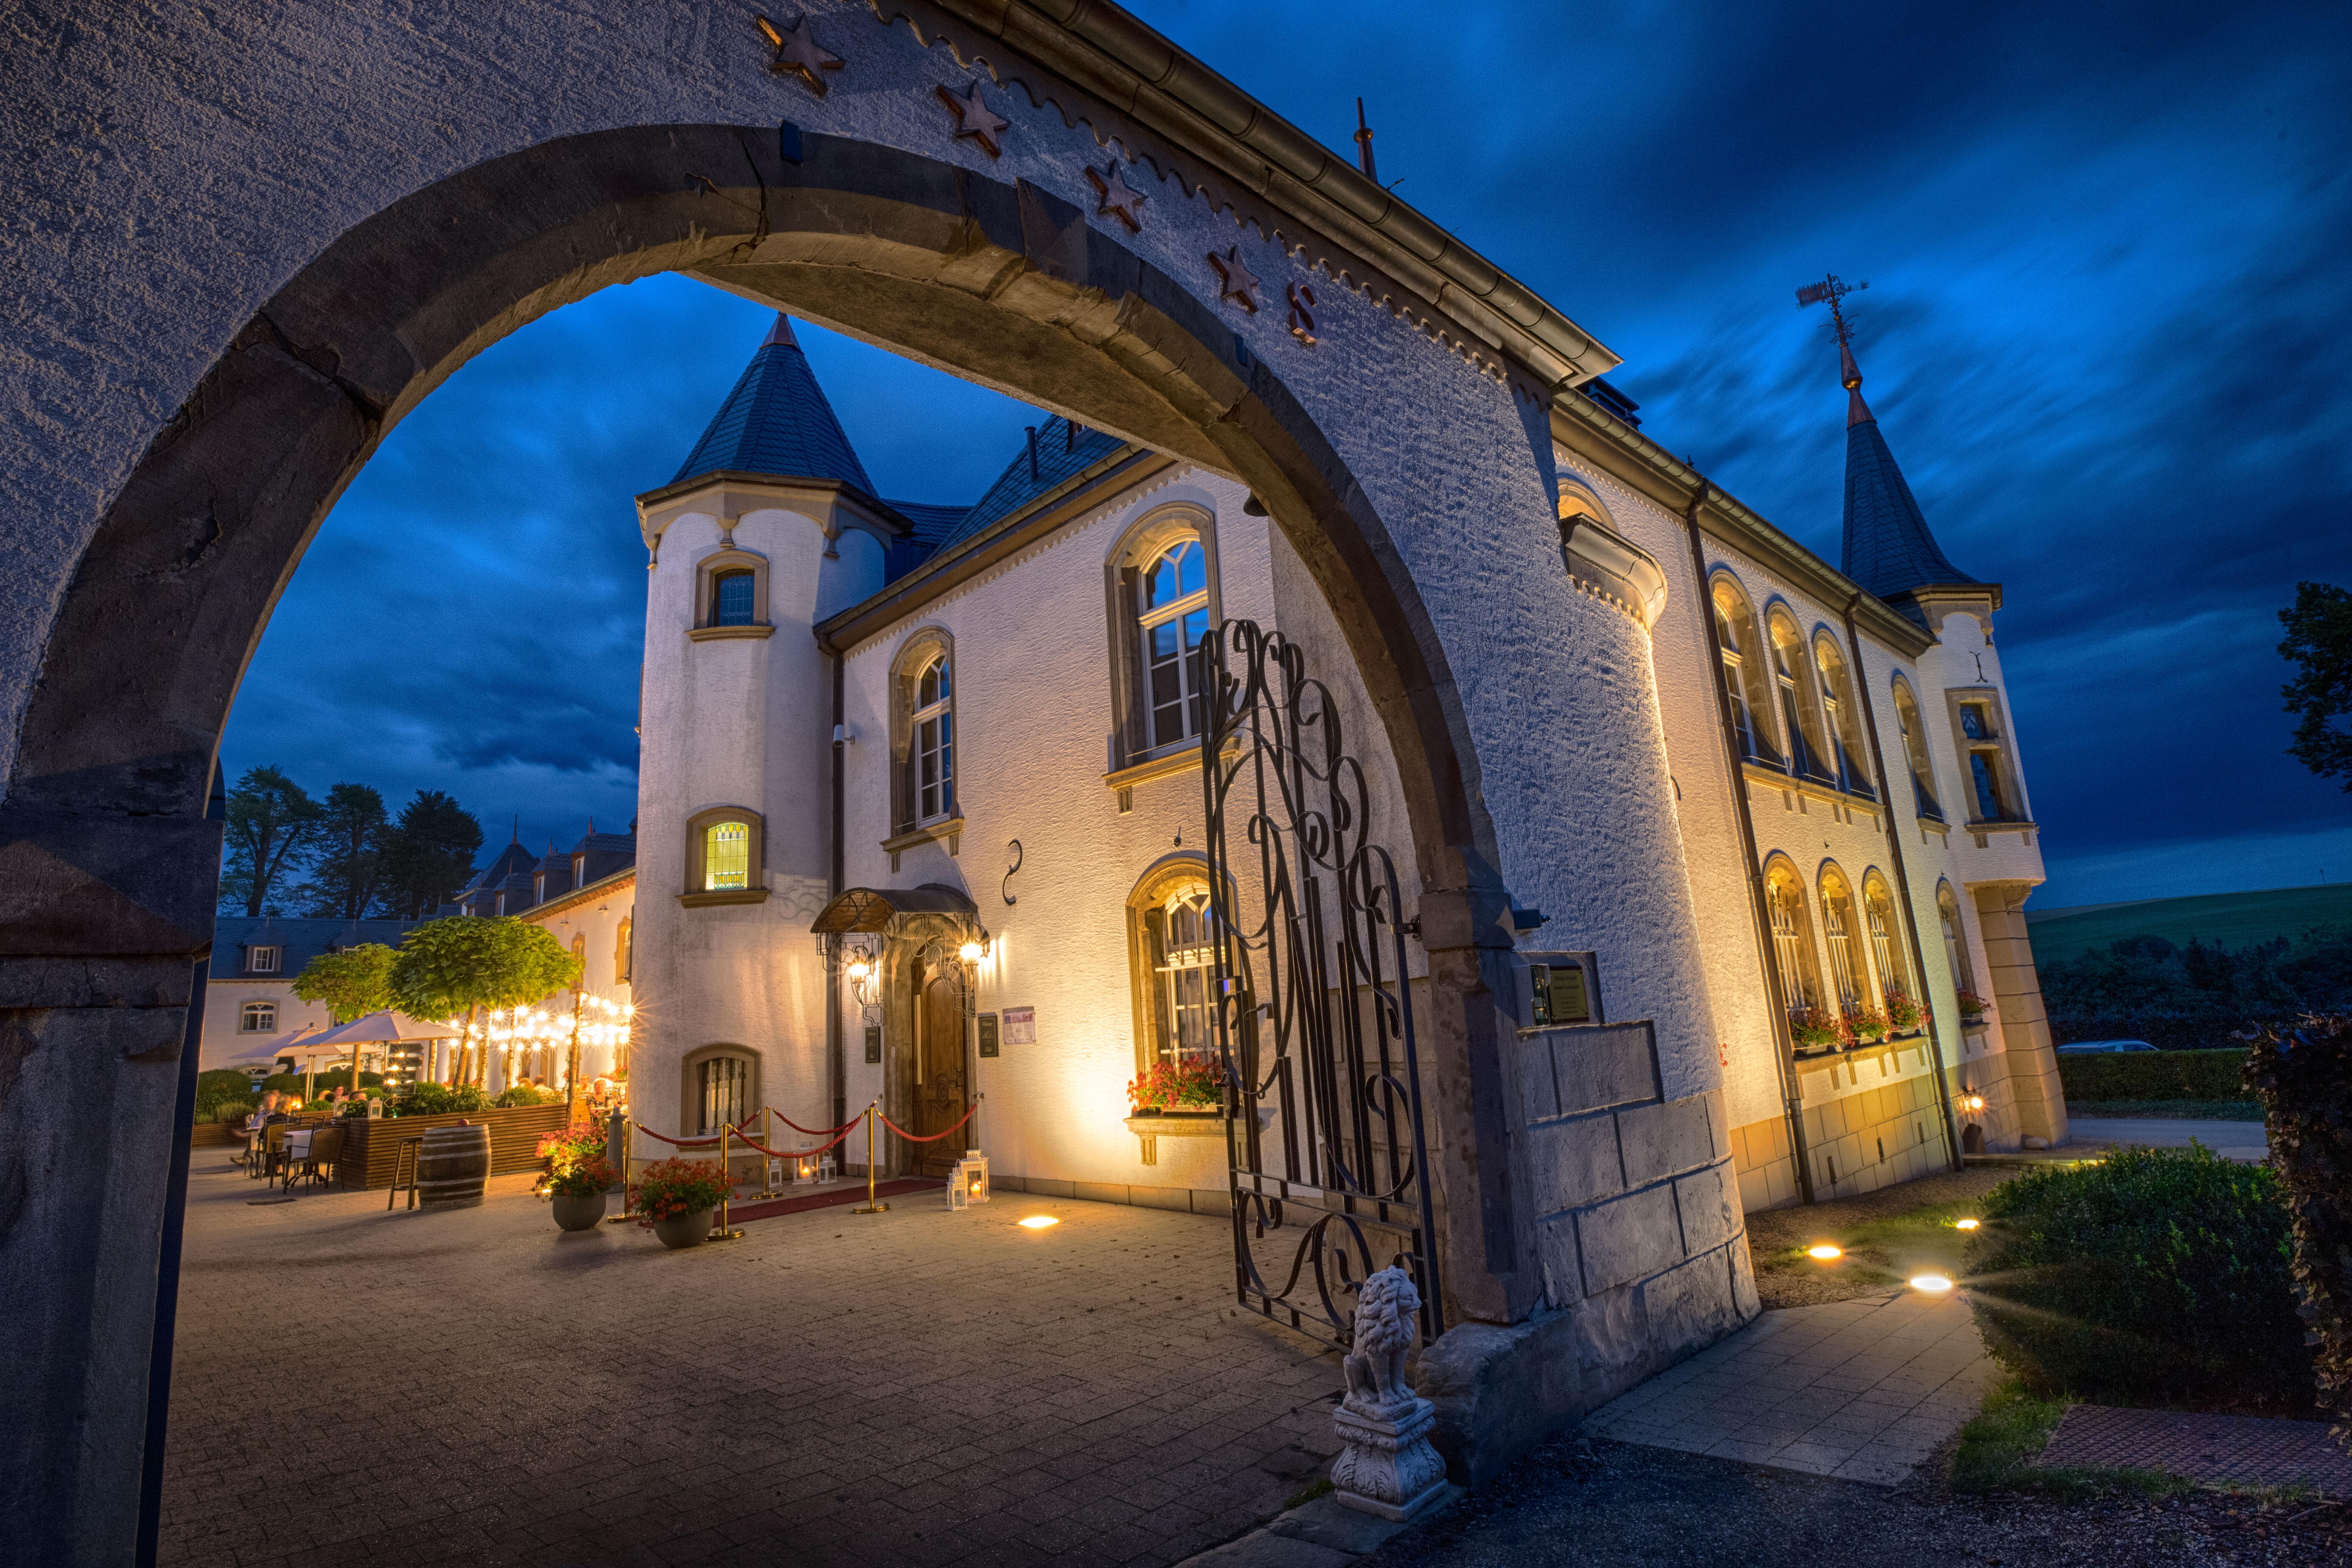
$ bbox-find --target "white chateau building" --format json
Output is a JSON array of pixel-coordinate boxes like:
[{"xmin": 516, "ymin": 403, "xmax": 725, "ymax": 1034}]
[{"xmin": 580, "ymin": 311, "xmax": 2063, "ymax": 1213}]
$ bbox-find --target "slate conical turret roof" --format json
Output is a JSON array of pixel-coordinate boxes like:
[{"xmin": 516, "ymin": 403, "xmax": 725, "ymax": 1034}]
[
  {"xmin": 1838, "ymin": 339, "xmax": 1975, "ymax": 601},
  {"xmin": 672, "ymin": 315, "xmax": 876, "ymax": 492}
]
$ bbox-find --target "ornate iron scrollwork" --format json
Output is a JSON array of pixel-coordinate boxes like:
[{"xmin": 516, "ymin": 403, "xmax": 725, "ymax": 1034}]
[{"xmin": 1200, "ymin": 619, "xmax": 1443, "ymax": 1350}]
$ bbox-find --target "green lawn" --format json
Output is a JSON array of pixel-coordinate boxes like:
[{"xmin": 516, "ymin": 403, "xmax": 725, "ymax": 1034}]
[{"xmin": 2024, "ymin": 882, "xmax": 2352, "ymax": 964}]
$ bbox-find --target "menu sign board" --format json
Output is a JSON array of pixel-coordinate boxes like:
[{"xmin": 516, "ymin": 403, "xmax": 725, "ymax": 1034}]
[{"xmin": 1001, "ymin": 1006, "xmax": 1036, "ymax": 1047}]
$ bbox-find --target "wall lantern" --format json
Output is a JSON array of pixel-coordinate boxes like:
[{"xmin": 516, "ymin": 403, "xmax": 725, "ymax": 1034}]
[
  {"xmin": 958, "ymin": 940, "xmax": 985, "ymax": 964},
  {"xmin": 1962, "ymin": 1090, "xmax": 1986, "ymax": 1113}
]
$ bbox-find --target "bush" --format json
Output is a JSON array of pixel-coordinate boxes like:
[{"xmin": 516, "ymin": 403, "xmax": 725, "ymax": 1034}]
[
  {"xmin": 1969, "ymin": 1145, "xmax": 2311, "ymax": 1412},
  {"xmin": 493, "ymin": 1084, "xmax": 553, "ymax": 1107},
  {"xmin": 195, "ymin": 1069, "xmax": 257, "ymax": 1120},
  {"xmin": 2245, "ymin": 1016, "xmax": 2352, "ymax": 1438},
  {"xmin": 2054, "ymin": 1049, "xmax": 2246, "ymax": 1101},
  {"xmin": 394, "ymin": 1082, "xmax": 486, "ymax": 1118}
]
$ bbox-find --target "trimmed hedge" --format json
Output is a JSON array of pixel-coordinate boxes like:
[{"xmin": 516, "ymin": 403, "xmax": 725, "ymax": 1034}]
[
  {"xmin": 2245, "ymin": 1018, "xmax": 2352, "ymax": 1441},
  {"xmin": 2054, "ymin": 1049, "xmax": 2246, "ymax": 1102},
  {"xmin": 1969, "ymin": 1145, "xmax": 2311, "ymax": 1412}
]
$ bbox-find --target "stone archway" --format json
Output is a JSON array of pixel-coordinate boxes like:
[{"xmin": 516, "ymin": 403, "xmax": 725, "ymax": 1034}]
[{"xmin": 5, "ymin": 9, "xmax": 1735, "ymax": 1558}]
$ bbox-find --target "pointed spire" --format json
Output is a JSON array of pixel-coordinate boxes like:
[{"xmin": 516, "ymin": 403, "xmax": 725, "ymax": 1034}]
[
  {"xmin": 1838, "ymin": 334, "xmax": 1975, "ymax": 602},
  {"xmin": 672, "ymin": 313, "xmax": 876, "ymax": 492}
]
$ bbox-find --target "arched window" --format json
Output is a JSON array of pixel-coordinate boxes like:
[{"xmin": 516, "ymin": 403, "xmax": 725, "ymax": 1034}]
[
  {"xmin": 1862, "ymin": 871, "xmax": 1911, "ymax": 1010},
  {"xmin": 1710, "ymin": 575, "xmax": 1779, "ymax": 766},
  {"xmin": 1139, "ymin": 538, "xmax": 1210, "ymax": 751},
  {"xmin": 1891, "ymin": 676, "xmax": 1942, "ymax": 821},
  {"xmin": 1126, "ymin": 858, "xmax": 1228, "ymax": 1072},
  {"xmin": 681, "ymin": 806, "xmax": 766, "ymax": 903},
  {"xmin": 1766, "ymin": 607, "xmax": 1833, "ymax": 783},
  {"xmin": 239, "ymin": 1000, "xmax": 277, "ymax": 1034},
  {"xmin": 1810, "ymin": 634, "xmax": 1874, "ymax": 801},
  {"xmin": 1937, "ymin": 881, "xmax": 1977, "ymax": 1000},
  {"xmin": 570, "ymin": 931, "xmax": 587, "ymax": 979},
  {"xmin": 913, "ymin": 654, "xmax": 955, "ymax": 824},
  {"xmin": 1762, "ymin": 857, "xmax": 1824, "ymax": 1018},
  {"xmin": 615, "ymin": 915, "xmax": 633, "ymax": 983},
  {"xmin": 1818, "ymin": 863, "xmax": 1868, "ymax": 1010},
  {"xmin": 682, "ymin": 1046, "xmax": 759, "ymax": 1137},
  {"xmin": 710, "ymin": 569, "xmax": 756, "ymax": 627}
]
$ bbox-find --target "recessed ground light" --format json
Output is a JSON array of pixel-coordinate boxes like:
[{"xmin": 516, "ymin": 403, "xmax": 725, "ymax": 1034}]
[
  {"xmin": 1909, "ymin": 1274, "xmax": 1954, "ymax": 1293},
  {"xmin": 1018, "ymin": 1216, "xmax": 1059, "ymax": 1229},
  {"xmin": 1954, "ymin": 1217, "xmax": 1981, "ymax": 1231},
  {"xmin": 1805, "ymin": 1244, "xmax": 1842, "ymax": 1260}
]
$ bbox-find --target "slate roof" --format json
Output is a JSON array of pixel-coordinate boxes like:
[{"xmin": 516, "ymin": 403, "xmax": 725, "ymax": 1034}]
[
  {"xmin": 672, "ymin": 315, "xmax": 877, "ymax": 492},
  {"xmin": 937, "ymin": 415, "xmax": 1130, "ymax": 553},
  {"xmin": 1841, "ymin": 410, "xmax": 1975, "ymax": 601},
  {"xmin": 210, "ymin": 917, "xmax": 424, "ymax": 982},
  {"xmin": 884, "ymin": 500, "xmax": 974, "ymax": 548}
]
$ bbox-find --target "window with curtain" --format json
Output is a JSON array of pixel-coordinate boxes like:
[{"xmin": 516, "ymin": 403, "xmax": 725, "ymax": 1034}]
[
  {"xmin": 1145, "ymin": 887, "xmax": 1219, "ymax": 1067},
  {"xmin": 1893, "ymin": 677, "xmax": 1942, "ymax": 820},
  {"xmin": 1764, "ymin": 862, "xmax": 1821, "ymax": 1014},
  {"xmin": 1710, "ymin": 576, "xmax": 1779, "ymax": 767},
  {"xmin": 1140, "ymin": 539, "xmax": 1210, "ymax": 750},
  {"xmin": 696, "ymin": 1054, "xmax": 750, "ymax": 1135},
  {"xmin": 1819, "ymin": 866, "xmax": 1867, "ymax": 1009},
  {"xmin": 913, "ymin": 655, "xmax": 955, "ymax": 822},
  {"xmin": 703, "ymin": 820, "xmax": 750, "ymax": 891},
  {"xmin": 711, "ymin": 569, "xmax": 756, "ymax": 626},
  {"xmin": 239, "ymin": 1001, "xmax": 277, "ymax": 1034},
  {"xmin": 1863, "ymin": 873, "xmax": 1909, "ymax": 1006}
]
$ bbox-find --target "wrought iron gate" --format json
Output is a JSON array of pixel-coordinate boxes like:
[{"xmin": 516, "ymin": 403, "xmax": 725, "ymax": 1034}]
[{"xmin": 1199, "ymin": 619, "xmax": 1443, "ymax": 1349}]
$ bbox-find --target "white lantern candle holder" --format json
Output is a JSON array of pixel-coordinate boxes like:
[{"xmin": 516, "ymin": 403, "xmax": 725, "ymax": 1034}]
[{"xmin": 948, "ymin": 1152, "xmax": 990, "ymax": 1210}]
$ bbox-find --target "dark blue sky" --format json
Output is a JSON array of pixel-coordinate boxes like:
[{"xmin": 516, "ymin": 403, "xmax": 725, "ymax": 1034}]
[{"xmin": 221, "ymin": 0, "xmax": 2352, "ymax": 907}]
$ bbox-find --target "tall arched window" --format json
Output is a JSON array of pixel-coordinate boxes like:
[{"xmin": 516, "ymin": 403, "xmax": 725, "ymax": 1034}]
[
  {"xmin": 1126, "ymin": 858, "xmax": 1228, "ymax": 1072},
  {"xmin": 570, "ymin": 931, "xmax": 587, "ymax": 978},
  {"xmin": 1862, "ymin": 871, "xmax": 1911, "ymax": 1009},
  {"xmin": 1937, "ymin": 881, "xmax": 1977, "ymax": 999},
  {"xmin": 710, "ymin": 569, "xmax": 756, "ymax": 626},
  {"xmin": 680, "ymin": 805, "xmax": 767, "ymax": 905},
  {"xmin": 913, "ymin": 654, "xmax": 954, "ymax": 823},
  {"xmin": 1810, "ymin": 634, "xmax": 1874, "ymax": 801},
  {"xmin": 1818, "ymin": 863, "xmax": 1868, "ymax": 1009},
  {"xmin": 1891, "ymin": 676, "xmax": 1942, "ymax": 821},
  {"xmin": 681, "ymin": 1046, "xmax": 760, "ymax": 1137},
  {"xmin": 1139, "ymin": 539, "xmax": 1211, "ymax": 750},
  {"xmin": 1766, "ymin": 608, "xmax": 1833, "ymax": 783},
  {"xmin": 1710, "ymin": 575, "xmax": 1779, "ymax": 766},
  {"xmin": 1762, "ymin": 857, "xmax": 1824, "ymax": 1017},
  {"xmin": 615, "ymin": 915, "xmax": 633, "ymax": 983}
]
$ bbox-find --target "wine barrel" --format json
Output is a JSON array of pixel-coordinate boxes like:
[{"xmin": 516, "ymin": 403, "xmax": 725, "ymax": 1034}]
[{"xmin": 417, "ymin": 1124, "xmax": 492, "ymax": 1208}]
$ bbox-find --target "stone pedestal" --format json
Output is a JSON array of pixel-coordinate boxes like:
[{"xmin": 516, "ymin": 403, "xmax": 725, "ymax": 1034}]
[{"xmin": 1331, "ymin": 1395, "xmax": 1450, "ymax": 1521}]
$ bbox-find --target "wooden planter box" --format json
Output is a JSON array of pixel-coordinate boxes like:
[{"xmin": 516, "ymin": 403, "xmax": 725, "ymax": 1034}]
[{"xmin": 337, "ymin": 1103, "xmax": 573, "ymax": 1190}]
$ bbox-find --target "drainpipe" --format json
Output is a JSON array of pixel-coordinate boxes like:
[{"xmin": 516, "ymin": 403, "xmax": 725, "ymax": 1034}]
[
  {"xmin": 1841, "ymin": 596, "xmax": 1964, "ymax": 1173},
  {"xmin": 828, "ymin": 651, "xmax": 847, "ymax": 1140},
  {"xmin": 1678, "ymin": 480, "xmax": 1815, "ymax": 1205}
]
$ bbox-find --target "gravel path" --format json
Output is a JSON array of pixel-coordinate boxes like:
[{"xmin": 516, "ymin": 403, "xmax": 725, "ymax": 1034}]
[{"xmin": 1356, "ymin": 1433, "xmax": 2352, "ymax": 1568}]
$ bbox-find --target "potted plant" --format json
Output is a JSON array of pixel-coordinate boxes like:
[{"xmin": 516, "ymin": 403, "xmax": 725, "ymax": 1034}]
[
  {"xmin": 1884, "ymin": 990, "xmax": 1926, "ymax": 1034},
  {"xmin": 630, "ymin": 1158, "xmax": 733, "ymax": 1249},
  {"xmin": 1955, "ymin": 990, "xmax": 1989, "ymax": 1028},
  {"xmin": 546, "ymin": 1152, "xmax": 616, "ymax": 1231},
  {"xmin": 1788, "ymin": 1006, "xmax": 1843, "ymax": 1051},
  {"xmin": 1843, "ymin": 1004, "xmax": 1890, "ymax": 1044},
  {"xmin": 1126, "ymin": 1059, "xmax": 1227, "ymax": 1115}
]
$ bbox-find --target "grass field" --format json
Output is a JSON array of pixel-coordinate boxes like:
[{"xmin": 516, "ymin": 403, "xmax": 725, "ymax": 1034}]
[{"xmin": 2024, "ymin": 882, "xmax": 2352, "ymax": 964}]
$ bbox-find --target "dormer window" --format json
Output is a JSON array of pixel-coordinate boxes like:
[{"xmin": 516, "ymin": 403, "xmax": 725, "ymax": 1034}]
[
  {"xmin": 711, "ymin": 569, "xmax": 756, "ymax": 627},
  {"xmin": 248, "ymin": 945, "xmax": 281, "ymax": 974}
]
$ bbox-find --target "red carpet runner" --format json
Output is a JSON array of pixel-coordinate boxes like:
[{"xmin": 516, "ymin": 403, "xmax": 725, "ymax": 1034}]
[{"xmin": 726, "ymin": 1178, "xmax": 939, "ymax": 1224}]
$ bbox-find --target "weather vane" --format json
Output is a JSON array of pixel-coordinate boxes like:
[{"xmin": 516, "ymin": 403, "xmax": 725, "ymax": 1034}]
[{"xmin": 1795, "ymin": 273, "xmax": 1870, "ymax": 352}]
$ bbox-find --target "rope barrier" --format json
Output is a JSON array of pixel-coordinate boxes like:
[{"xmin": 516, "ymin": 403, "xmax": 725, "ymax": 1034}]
[
  {"xmin": 875, "ymin": 1103, "xmax": 979, "ymax": 1143},
  {"xmin": 762, "ymin": 1106, "xmax": 864, "ymax": 1137},
  {"xmin": 630, "ymin": 1119, "xmax": 855, "ymax": 1163}
]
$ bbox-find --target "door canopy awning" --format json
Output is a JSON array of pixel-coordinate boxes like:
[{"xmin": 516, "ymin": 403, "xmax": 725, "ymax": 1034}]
[{"xmin": 810, "ymin": 883, "xmax": 978, "ymax": 936}]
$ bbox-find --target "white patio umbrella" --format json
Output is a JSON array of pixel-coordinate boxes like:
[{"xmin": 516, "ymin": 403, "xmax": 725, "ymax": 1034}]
[{"xmin": 305, "ymin": 1011, "xmax": 459, "ymax": 1095}]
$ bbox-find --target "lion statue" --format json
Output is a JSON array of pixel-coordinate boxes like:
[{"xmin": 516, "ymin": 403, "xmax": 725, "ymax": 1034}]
[{"xmin": 1343, "ymin": 1265, "xmax": 1421, "ymax": 1415}]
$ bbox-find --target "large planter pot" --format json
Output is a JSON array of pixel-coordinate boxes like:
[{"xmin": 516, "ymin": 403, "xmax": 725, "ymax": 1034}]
[
  {"xmin": 417, "ymin": 1124, "xmax": 491, "ymax": 1208},
  {"xmin": 550, "ymin": 1191, "xmax": 607, "ymax": 1231},
  {"xmin": 651, "ymin": 1208, "xmax": 715, "ymax": 1250}
]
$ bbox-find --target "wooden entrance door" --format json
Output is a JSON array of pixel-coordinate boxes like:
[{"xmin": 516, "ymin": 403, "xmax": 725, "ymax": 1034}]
[{"xmin": 911, "ymin": 969, "xmax": 968, "ymax": 1178}]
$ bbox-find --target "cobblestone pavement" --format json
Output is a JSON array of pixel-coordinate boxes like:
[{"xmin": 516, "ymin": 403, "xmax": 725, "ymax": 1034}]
[
  {"xmin": 1580, "ymin": 1289, "xmax": 1993, "ymax": 1484},
  {"xmin": 2042, "ymin": 1404, "xmax": 2352, "ymax": 1492},
  {"xmin": 160, "ymin": 1160, "xmax": 1343, "ymax": 1568}
]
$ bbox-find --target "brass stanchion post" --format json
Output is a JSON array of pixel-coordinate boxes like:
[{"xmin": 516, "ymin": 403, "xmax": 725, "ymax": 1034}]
[
  {"xmin": 710, "ymin": 1122, "xmax": 744, "ymax": 1241},
  {"xmin": 606, "ymin": 1119, "xmax": 634, "ymax": 1223},
  {"xmin": 853, "ymin": 1102, "xmax": 888, "ymax": 1213}
]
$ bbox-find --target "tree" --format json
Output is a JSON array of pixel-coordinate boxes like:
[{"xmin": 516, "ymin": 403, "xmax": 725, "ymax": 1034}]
[
  {"xmin": 389, "ymin": 917, "xmax": 580, "ymax": 1084},
  {"xmin": 379, "ymin": 790, "xmax": 485, "ymax": 918},
  {"xmin": 298, "ymin": 783, "xmax": 390, "ymax": 918},
  {"xmin": 2280, "ymin": 580, "xmax": 2352, "ymax": 790},
  {"xmin": 291, "ymin": 943, "xmax": 397, "ymax": 1023},
  {"xmin": 220, "ymin": 766, "xmax": 320, "ymax": 916}
]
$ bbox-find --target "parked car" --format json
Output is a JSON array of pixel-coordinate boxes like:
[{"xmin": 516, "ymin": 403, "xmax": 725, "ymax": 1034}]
[{"xmin": 2055, "ymin": 1038, "xmax": 2159, "ymax": 1054}]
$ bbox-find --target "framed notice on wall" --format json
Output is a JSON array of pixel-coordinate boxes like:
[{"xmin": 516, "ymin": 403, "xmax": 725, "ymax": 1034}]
[
  {"xmin": 1001, "ymin": 1006, "xmax": 1036, "ymax": 1047},
  {"xmin": 864, "ymin": 1025, "xmax": 882, "ymax": 1064},
  {"xmin": 977, "ymin": 1012, "xmax": 1000, "ymax": 1058}
]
